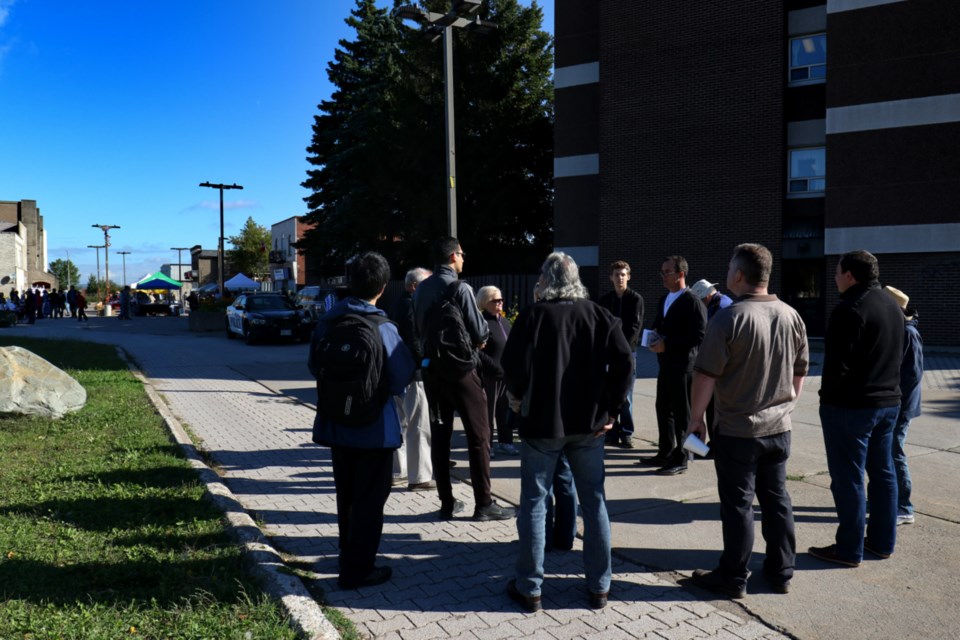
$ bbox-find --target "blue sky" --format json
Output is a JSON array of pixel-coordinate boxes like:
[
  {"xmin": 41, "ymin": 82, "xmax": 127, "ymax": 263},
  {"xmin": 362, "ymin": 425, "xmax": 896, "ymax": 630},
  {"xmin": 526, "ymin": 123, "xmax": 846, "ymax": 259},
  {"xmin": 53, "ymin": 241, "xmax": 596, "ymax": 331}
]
[{"xmin": 0, "ymin": 0, "xmax": 553, "ymax": 286}]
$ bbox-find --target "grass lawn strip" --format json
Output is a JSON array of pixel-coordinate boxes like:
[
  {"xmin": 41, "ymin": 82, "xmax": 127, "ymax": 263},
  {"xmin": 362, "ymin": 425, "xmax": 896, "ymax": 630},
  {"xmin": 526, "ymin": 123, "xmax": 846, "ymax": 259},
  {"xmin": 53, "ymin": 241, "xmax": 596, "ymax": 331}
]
[{"xmin": 0, "ymin": 336, "xmax": 301, "ymax": 639}]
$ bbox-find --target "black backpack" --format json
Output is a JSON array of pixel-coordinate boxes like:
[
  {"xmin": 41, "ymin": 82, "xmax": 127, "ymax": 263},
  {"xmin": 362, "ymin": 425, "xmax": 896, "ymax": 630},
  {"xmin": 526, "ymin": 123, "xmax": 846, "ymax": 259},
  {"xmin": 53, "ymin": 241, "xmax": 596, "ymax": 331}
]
[
  {"xmin": 313, "ymin": 313, "xmax": 392, "ymax": 426},
  {"xmin": 424, "ymin": 281, "xmax": 479, "ymax": 377}
]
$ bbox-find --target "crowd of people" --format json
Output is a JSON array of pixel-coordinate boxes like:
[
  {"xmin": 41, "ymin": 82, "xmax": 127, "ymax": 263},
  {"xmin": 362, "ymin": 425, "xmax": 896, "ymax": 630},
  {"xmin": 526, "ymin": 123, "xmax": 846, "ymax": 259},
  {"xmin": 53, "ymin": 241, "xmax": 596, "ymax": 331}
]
[
  {"xmin": 306, "ymin": 238, "xmax": 922, "ymax": 610},
  {"xmin": 0, "ymin": 285, "xmax": 89, "ymax": 323}
]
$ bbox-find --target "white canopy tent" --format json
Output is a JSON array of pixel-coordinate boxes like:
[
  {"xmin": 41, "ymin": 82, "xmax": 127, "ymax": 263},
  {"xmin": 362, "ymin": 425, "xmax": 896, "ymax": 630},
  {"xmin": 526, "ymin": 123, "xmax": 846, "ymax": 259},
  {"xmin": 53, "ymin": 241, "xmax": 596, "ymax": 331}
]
[{"xmin": 223, "ymin": 273, "xmax": 261, "ymax": 291}]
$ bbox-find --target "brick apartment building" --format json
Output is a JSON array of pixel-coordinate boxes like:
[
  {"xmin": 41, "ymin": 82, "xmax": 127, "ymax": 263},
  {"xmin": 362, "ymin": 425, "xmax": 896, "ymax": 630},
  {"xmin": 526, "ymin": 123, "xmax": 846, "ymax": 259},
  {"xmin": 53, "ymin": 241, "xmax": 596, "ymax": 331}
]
[{"xmin": 553, "ymin": 0, "xmax": 960, "ymax": 345}]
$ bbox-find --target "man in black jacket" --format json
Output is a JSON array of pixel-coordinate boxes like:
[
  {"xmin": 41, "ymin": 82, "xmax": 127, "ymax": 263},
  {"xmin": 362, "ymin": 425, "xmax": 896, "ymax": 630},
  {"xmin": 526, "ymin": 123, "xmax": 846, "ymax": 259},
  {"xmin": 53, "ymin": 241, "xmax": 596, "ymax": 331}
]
[
  {"xmin": 502, "ymin": 251, "xmax": 633, "ymax": 612},
  {"xmin": 810, "ymin": 250, "xmax": 904, "ymax": 567},
  {"xmin": 388, "ymin": 268, "xmax": 434, "ymax": 491},
  {"xmin": 413, "ymin": 237, "xmax": 515, "ymax": 522},
  {"xmin": 598, "ymin": 260, "xmax": 644, "ymax": 448},
  {"xmin": 644, "ymin": 255, "xmax": 707, "ymax": 475}
]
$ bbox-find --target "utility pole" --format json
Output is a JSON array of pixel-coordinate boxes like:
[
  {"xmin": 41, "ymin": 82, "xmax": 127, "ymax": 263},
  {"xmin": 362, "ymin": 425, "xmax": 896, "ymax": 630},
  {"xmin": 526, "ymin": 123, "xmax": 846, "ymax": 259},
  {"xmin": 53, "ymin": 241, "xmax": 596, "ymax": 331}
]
[
  {"xmin": 171, "ymin": 246, "xmax": 189, "ymax": 308},
  {"xmin": 92, "ymin": 224, "xmax": 120, "ymax": 314},
  {"xmin": 87, "ymin": 244, "xmax": 105, "ymax": 300},
  {"xmin": 117, "ymin": 251, "xmax": 131, "ymax": 287},
  {"xmin": 198, "ymin": 182, "xmax": 243, "ymax": 295}
]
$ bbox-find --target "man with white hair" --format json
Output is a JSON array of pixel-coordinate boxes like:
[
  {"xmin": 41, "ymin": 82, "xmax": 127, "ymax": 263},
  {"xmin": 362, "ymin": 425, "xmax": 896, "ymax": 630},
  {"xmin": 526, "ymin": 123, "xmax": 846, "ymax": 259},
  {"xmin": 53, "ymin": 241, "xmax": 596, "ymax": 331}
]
[
  {"xmin": 502, "ymin": 252, "xmax": 633, "ymax": 612},
  {"xmin": 689, "ymin": 279, "xmax": 733, "ymax": 320},
  {"xmin": 388, "ymin": 267, "xmax": 434, "ymax": 491}
]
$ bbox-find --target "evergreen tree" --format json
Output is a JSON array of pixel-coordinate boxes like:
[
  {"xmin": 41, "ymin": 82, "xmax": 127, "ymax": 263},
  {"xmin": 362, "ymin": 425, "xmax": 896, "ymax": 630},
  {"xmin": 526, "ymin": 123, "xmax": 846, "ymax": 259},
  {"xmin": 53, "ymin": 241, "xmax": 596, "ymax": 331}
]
[
  {"xmin": 301, "ymin": 0, "xmax": 553, "ymax": 276},
  {"xmin": 49, "ymin": 258, "xmax": 81, "ymax": 289},
  {"xmin": 226, "ymin": 217, "xmax": 271, "ymax": 279}
]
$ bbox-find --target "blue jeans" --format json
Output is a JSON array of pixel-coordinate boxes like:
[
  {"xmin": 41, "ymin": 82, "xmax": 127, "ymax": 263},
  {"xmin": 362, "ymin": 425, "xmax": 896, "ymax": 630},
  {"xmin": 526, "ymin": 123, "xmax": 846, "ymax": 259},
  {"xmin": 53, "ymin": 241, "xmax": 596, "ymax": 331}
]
[
  {"xmin": 545, "ymin": 453, "xmax": 577, "ymax": 551},
  {"xmin": 820, "ymin": 404, "xmax": 899, "ymax": 561},
  {"xmin": 515, "ymin": 433, "xmax": 611, "ymax": 597},
  {"xmin": 611, "ymin": 353, "xmax": 636, "ymax": 439},
  {"xmin": 892, "ymin": 412, "xmax": 914, "ymax": 516}
]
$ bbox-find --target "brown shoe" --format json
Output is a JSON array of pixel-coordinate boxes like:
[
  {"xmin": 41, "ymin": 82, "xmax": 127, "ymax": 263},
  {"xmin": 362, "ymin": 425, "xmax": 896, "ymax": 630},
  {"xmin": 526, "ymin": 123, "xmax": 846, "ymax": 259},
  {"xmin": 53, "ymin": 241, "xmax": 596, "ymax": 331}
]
[
  {"xmin": 507, "ymin": 579, "xmax": 541, "ymax": 612},
  {"xmin": 808, "ymin": 545, "xmax": 860, "ymax": 568},
  {"xmin": 408, "ymin": 481, "xmax": 436, "ymax": 491},
  {"xmin": 588, "ymin": 590, "xmax": 609, "ymax": 609}
]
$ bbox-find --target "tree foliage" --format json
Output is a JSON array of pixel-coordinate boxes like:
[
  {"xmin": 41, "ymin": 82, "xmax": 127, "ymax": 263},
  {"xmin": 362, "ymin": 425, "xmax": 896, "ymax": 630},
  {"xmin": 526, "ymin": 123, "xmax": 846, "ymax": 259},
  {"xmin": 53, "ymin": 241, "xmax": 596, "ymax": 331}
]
[
  {"xmin": 226, "ymin": 217, "xmax": 271, "ymax": 278},
  {"xmin": 49, "ymin": 258, "xmax": 81, "ymax": 289},
  {"xmin": 301, "ymin": 0, "xmax": 554, "ymax": 276}
]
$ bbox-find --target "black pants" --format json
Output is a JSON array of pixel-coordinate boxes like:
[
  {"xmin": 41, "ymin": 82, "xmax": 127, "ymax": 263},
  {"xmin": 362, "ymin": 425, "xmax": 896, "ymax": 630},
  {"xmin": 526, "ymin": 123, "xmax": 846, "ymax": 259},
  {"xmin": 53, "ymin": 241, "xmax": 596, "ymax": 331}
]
[
  {"xmin": 654, "ymin": 368, "xmax": 692, "ymax": 465},
  {"xmin": 713, "ymin": 432, "xmax": 796, "ymax": 588},
  {"xmin": 425, "ymin": 367, "xmax": 492, "ymax": 509},
  {"xmin": 482, "ymin": 373, "xmax": 511, "ymax": 445},
  {"xmin": 330, "ymin": 446, "xmax": 394, "ymax": 585}
]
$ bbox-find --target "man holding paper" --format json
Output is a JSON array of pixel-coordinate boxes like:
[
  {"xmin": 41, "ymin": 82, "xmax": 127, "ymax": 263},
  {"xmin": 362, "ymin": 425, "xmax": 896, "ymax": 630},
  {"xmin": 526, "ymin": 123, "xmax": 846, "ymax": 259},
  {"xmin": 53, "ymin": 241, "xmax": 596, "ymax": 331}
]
[{"xmin": 685, "ymin": 243, "xmax": 809, "ymax": 599}]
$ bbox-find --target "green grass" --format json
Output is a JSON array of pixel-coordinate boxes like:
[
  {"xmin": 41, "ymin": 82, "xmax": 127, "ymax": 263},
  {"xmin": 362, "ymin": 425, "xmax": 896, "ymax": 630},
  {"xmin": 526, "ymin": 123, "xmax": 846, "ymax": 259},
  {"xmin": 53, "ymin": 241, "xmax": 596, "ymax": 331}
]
[{"xmin": 0, "ymin": 336, "xmax": 299, "ymax": 639}]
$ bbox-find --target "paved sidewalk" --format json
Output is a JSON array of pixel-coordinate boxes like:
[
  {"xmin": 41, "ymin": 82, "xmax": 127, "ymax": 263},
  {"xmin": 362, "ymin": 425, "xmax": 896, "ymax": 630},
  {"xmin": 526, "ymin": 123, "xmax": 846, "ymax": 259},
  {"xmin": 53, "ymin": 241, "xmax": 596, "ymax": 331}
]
[{"xmin": 5, "ymin": 316, "xmax": 959, "ymax": 639}]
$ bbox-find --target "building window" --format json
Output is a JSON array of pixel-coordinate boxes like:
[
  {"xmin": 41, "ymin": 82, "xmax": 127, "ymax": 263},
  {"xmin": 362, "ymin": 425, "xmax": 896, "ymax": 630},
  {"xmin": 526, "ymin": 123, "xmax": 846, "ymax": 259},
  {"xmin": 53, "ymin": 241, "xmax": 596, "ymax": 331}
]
[
  {"xmin": 789, "ymin": 34, "xmax": 826, "ymax": 85},
  {"xmin": 789, "ymin": 147, "xmax": 825, "ymax": 194}
]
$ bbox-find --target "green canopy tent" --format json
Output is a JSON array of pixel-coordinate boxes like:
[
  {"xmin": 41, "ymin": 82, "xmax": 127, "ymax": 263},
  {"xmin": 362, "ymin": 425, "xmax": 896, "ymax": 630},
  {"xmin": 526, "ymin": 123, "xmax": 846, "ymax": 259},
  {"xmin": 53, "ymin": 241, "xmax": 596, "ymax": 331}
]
[
  {"xmin": 134, "ymin": 272, "xmax": 183, "ymax": 290},
  {"xmin": 132, "ymin": 272, "xmax": 185, "ymax": 316}
]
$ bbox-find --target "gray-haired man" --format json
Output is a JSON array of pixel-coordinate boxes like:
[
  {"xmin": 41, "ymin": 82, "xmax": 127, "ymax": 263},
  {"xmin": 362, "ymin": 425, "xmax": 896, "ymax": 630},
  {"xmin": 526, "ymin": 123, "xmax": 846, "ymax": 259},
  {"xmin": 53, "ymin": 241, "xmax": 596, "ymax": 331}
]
[{"xmin": 388, "ymin": 268, "xmax": 434, "ymax": 491}]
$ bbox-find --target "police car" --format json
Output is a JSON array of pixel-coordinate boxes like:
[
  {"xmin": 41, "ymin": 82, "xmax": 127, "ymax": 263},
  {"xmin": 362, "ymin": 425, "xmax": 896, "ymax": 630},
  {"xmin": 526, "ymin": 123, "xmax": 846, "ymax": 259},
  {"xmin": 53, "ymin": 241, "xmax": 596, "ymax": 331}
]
[{"xmin": 225, "ymin": 293, "xmax": 307, "ymax": 344}]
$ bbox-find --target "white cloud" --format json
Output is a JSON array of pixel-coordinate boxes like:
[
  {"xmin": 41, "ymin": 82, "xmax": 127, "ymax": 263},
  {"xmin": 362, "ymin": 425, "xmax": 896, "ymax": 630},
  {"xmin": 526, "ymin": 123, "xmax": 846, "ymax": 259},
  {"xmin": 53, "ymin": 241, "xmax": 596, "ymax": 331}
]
[{"xmin": 0, "ymin": 0, "xmax": 16, "ymax": 28}]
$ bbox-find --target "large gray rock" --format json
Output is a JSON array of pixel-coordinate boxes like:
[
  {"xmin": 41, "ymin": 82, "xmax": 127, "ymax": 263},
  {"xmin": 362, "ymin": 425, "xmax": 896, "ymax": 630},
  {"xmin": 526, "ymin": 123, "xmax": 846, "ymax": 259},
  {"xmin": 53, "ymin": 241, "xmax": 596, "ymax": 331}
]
[{"xmin": 0, "ymin": 346, "xmax": 87, "ymax": 418}]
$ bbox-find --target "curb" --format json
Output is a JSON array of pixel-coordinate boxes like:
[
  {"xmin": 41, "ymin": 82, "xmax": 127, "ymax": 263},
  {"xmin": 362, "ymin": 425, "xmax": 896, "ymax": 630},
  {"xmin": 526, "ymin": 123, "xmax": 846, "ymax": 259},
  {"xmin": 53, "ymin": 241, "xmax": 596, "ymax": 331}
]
[{"xmin": 123, "ymin": 353, "xmax": 340, "ymax": 640}]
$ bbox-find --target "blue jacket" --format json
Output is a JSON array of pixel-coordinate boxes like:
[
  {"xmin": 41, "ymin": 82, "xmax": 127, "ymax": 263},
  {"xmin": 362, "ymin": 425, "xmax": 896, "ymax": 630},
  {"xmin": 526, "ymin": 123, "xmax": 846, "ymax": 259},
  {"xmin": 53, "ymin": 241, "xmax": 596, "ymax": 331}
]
[
  {"xmin": 309, "ymin": 297, "xmax": 415, "ymax": 449},
  {"xmin": 900, "ymin": 316, "xmax": 923, "ymax": 420}
]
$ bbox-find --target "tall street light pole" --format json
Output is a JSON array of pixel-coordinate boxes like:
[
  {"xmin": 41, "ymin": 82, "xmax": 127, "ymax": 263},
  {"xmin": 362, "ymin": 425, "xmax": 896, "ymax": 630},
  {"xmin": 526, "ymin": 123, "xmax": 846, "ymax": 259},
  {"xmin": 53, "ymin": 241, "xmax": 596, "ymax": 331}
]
[
  {"xmin": 92, "ymin": 224, "xmax": 120, "ymax": 312},
  {"xmin": 171, "ymin": 246, "xmax": 189, "ymax": 308},
  {"xmin": 199, "ymin": 182, "xmax": 243, "ymax": 295},
  {"xmin": 87, "ymin": 244, "xmax": 105, "ymax": 299},
  {"xmin": 117, "ymin": 251, "xmax": 130, "ymax": 287},
  {"xmin": 393, "ymin": 0, "xmax": 496, "ymax": 238}
]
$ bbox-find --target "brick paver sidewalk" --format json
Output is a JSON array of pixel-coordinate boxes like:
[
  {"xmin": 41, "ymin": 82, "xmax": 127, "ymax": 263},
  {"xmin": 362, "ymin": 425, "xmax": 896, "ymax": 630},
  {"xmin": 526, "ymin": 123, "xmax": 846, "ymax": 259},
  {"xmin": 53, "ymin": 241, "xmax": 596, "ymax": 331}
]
[{"xmin": 134, "ymin": 339, "xmax": 784, "ymax": 639}]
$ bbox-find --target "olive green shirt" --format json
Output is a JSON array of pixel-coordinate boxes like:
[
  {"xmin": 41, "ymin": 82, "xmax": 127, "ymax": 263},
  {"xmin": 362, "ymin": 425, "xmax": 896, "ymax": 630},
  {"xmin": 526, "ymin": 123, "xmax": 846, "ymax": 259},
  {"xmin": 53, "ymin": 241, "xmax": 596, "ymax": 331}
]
[{"xmin": 694, "ymin": 294, "xmax": 809, "ymax": 439}]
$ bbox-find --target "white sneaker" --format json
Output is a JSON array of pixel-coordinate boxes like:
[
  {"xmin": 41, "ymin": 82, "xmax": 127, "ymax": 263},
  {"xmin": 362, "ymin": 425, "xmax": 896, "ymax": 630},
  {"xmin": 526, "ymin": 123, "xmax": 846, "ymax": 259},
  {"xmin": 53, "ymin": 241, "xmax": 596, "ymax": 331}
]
[{"xmin": 897, "ymin": 514, "xmax": 915, "ymax": 525}]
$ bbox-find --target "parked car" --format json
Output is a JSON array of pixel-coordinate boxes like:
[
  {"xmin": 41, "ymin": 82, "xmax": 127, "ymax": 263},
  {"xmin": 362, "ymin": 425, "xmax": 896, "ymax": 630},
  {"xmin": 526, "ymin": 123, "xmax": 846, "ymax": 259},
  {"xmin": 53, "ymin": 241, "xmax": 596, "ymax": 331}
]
[
  {"xmin": 225, "ymin": 293, "xmax": 307, "ymax": 344},
  {"xmin": 296, "ymin": 286, "xmax": 339, "ymax": 323}
]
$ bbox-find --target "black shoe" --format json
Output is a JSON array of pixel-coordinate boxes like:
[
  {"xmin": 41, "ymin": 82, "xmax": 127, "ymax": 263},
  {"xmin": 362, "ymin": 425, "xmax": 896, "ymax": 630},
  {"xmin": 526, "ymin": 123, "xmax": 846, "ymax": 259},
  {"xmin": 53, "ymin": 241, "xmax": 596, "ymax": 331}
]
[
  {"xmin": 507, "ymin": 579, "xmax": 541, "ymax": 612},
  {"xmin": 691, "ymin": 569, "xmax": 746, "ymax": 599},
  {"xmin": 588, "ymin": 590, "xmax": 609, "ymax": 609},
  {"xmin": 808, "ymin": 545, "xmax": 860, "ymax": 568},
  {"xmin": 639, "ymin": 455, "xmax": 669, "ymax": 466},
  {"xmin": 763, "ymin": 569, "xmax": 791, "ymax": 594},
  {"xmin": 864, "ymin": 540, "xmax": 892, "ymax": 559},
  {"xmin": 408, "ymin": 481, "xmax": 436, "ymax": 491},
  {"xmin": 655, "ymin": 463, "xmax": 687, "ymax": 476},
  {"xmin": 474, "ymin": 501, "xmax": 516, "ymax": 521},
  {"xmin": 449, "ymin": 460, "xmax": 457, "ymax": 468},
  {"xmin": 770, "ymin": 580, "xmax": 791, "ymax": 594},
  {"xmin": 439, "ymin": 499, "xmax": 465, "ymax": 520},
  {"xmin": 604, "ymin": 435, "xmax": 619, "ymax": 447},
  {"xmin": 338, "ymin": 566, "xmax": 392, "ymax": 590},
  {"xmin": 620, "ymin": 436, "xmax": 635, "ymax": 449}
]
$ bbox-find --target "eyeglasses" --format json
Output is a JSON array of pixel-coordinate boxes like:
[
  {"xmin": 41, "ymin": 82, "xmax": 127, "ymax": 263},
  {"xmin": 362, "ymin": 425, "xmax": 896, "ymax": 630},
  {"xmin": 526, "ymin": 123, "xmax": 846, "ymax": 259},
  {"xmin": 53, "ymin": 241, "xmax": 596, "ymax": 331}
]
[
  {"xmin": 492, "ymin": 299, "xmax": 504, "ymax": 304},
  {"xmin": 660, "ymin": 270, "xmax": 677, "ymax": 277},
  {"xmin": 455, "ymin": 251, "xmax": 465, "ymax": 257}
]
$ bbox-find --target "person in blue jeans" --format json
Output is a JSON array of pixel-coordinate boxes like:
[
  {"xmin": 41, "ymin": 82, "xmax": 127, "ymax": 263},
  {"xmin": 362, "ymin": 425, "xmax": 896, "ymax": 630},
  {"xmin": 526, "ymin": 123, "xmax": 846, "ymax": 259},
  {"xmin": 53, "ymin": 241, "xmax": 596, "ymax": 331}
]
[
  {"xmin": 598, "ymin": 260, "xmax": 644, "ymax": 448},
  {"xmin": 501, "ymin": 252, "xmax": 633, "ymax": 612},
  {"xmin": 810, "ymin": 250, "xmax": 904, "ymax": 568},
  {"xmin": 884, "ymin": 286, "xmax": 923, "ymax": 526}
]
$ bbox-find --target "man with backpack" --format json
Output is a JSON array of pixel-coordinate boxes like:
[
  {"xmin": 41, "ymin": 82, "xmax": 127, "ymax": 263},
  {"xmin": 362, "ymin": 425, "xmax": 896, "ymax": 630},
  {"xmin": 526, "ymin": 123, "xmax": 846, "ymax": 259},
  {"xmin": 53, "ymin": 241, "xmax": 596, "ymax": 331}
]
[
  {"xmin": 414, "ymin": 237, "xmax": 516, "ymax": 522},
  {"xmin": 309, "ymin": 252, "xmax": 415, "ymax": 590}
]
